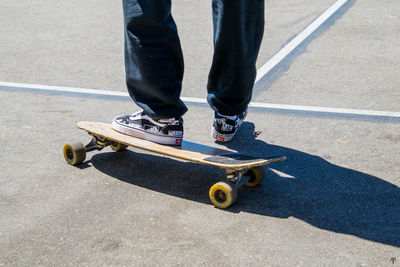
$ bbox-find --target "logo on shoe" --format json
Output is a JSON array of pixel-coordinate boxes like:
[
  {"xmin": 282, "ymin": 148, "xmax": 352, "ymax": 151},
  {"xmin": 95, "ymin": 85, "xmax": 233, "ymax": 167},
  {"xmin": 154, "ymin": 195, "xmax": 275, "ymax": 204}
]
[
  {"xmin": 175, "ymin": 139, "xmax": 183, "ymax": 145},
  {"xmin": 215, "ymin": 134, "xmax": 225, "ymax": 142}
]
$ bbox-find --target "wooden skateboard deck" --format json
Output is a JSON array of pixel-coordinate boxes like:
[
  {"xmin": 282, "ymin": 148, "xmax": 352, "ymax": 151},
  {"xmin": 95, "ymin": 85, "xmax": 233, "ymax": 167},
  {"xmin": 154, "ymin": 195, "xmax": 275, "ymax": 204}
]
[
  {"xmin": 63, "ymin": 121, "xmax": 286, "ymax": 208},
  {"xmin": 77, "ymin": 121, "xmax": 284, "ymax": 169}
]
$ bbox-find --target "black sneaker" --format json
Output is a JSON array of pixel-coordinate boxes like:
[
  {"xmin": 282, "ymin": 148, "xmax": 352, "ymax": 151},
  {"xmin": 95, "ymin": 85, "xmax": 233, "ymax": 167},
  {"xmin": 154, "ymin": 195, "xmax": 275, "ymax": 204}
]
[
  {"xmin": 112, "ymin": 111, "xmax": 183, "ymax": 146},
  {"xmin": 212, "ymin": 110, "xmax": 247, "ymax": 142}
]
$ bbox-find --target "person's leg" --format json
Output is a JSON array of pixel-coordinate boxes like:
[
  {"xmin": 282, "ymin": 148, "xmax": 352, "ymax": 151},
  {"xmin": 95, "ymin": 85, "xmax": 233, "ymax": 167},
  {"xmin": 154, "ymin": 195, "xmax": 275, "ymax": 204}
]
[
  {"xmin": 112, "ymin": 0, "xmax": 185, "ymax": 145},
  {"xmin": 123, "ymin": 0, "xmax": 187, "ymax": 119},
  {"xmin": 207, "ymin": 0, "xmax": 265, "ymax": 116}
]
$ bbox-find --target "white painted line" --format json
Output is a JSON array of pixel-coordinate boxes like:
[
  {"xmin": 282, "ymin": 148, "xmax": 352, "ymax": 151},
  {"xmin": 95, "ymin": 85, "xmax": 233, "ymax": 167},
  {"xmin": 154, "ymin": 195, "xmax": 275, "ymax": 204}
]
[
  {"xmin": 1, "ymin": 81, "xmax": 400, "ymax": 118},
  {"xmin": 255, "ymin": 0, "xmax": 350, "ymax": 82},
  {"xmin": 0, "ymin": 81, "xmax": 207, "ymax": 103},
  {"xmin": 181, "ymin": 96, "xmax": 207, "ymax": 104},
  {"xmin": 249, "ymin": 102, "xmax": 400, "ymax": 118},
  {"xmin": 0, "ymin": 81, "xmax": 129, "ymax": 97}
]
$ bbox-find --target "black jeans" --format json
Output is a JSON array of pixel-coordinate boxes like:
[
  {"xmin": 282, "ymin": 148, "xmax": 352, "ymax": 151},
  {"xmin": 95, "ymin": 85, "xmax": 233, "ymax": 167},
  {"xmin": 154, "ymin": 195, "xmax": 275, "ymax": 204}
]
[{"xmin": 123, "ymin": 0, "xmax": 264, "ymax": 118}]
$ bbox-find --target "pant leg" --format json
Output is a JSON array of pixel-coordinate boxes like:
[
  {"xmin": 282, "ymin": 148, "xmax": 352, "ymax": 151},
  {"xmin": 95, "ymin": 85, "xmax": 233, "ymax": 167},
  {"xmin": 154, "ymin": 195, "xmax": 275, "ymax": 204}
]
[
  {"xmin": 207, "ymin": 0, "xmax": 265, "ymax": 116},
  {"xmin": 123, "ymin": 0, "xmax": 187, "ymax": 119}
]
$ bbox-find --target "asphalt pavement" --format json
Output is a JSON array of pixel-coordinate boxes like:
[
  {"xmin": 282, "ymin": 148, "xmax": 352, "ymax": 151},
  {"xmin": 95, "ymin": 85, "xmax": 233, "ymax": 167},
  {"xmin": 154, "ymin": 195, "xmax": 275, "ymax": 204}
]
[{"xmin": 1, "ymin": 0, "xmax": 399, "ymax": 266}]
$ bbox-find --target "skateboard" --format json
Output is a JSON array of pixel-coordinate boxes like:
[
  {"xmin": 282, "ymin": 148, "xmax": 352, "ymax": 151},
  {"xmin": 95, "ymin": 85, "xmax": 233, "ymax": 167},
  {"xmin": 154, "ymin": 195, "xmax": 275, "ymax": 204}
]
[{"xmin": 63, "ymin": 121, "xmax": 286, "ymax": 209}]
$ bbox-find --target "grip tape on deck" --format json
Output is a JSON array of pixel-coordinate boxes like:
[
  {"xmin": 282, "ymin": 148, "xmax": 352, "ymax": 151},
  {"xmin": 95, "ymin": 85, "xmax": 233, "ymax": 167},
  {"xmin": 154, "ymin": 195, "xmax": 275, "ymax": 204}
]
[{"xmin": 204, "ymin": 153, "xmax": 264, "ymax": 165}]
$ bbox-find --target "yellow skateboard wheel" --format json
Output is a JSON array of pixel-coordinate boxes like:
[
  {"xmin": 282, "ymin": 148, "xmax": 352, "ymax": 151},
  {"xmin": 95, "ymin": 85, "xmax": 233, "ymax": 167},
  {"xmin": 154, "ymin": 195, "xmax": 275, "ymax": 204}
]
[
  {"xmin": 63, "ymin": 142, "xmax": 86, "ymax": 165},
  {"xmin": 244, "ymin": 166, "xmax": 266, "ymax": 188},
  {"xmin": 209, "ymin": 181, "xmax": 238, "ymax": 209},
  {"xmin": 110, "ymin": 142, "xmax": 128, "ymax": 152}
]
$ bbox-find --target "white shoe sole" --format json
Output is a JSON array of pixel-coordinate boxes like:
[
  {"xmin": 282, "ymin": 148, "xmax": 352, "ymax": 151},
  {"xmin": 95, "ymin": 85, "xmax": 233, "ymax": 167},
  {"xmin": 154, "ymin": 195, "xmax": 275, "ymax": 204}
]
[
  {"xmin": 211, "ymin": 128, "xmax": 235, "ymax": 142},
  {"xmin": 112, "ymin": 120, "xmax": 183, "ymax": 146}
]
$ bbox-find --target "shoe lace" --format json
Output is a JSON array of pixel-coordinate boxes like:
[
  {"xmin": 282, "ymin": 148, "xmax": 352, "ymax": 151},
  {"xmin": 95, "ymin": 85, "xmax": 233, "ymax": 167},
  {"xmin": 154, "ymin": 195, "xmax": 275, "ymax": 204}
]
[{"xmin": 119, "ymin": 110, "xmax": 143, "ymax": 124}]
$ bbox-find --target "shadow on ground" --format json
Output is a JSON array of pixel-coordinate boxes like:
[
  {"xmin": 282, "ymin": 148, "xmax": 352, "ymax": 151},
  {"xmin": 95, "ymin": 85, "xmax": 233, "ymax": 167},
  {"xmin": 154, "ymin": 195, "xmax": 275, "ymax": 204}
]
[{"xmin": 92, "ymin": 122, "xmax": 400, "ymax": 247}]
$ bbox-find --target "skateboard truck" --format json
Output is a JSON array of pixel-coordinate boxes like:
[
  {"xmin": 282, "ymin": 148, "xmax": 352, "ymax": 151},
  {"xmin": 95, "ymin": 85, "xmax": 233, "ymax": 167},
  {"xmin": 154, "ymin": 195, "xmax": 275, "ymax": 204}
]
[
  {"xmin": 84, "ymin": 134, "xmax": 127, "ymax": 152},
  {"xmin": 225, "ymin": 169, "xmax": 250, "ymax": 188},
  {"xmin": 84, "ymin": 135, "xmax": 108, "ymax": 152}
]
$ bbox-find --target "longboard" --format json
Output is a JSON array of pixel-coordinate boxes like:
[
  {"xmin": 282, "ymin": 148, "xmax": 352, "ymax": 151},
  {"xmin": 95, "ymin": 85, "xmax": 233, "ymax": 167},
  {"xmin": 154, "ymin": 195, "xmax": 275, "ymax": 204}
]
[{"xmin": 63, "ymin": 121, "xmax": 286, "ymax": 208}]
